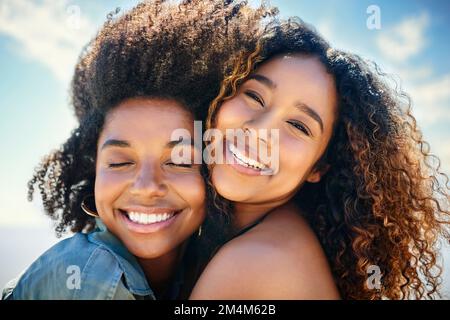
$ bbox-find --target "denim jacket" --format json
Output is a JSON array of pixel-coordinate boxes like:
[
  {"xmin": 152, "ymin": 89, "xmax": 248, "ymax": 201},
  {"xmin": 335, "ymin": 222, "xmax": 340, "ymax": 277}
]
[{"xmin": 2, "ymin": 219, "xmax": 182, "ymax": 300}]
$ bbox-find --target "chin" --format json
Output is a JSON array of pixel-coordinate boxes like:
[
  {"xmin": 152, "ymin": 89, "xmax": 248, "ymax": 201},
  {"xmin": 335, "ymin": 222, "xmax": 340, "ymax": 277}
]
[
  {"xmin": 213, "ymin": 180, "xmax": 254, "ymax": 202},
  {"xmin": 122, "ymin": 240, "xmax": 168, "ymax": 259},
  {"xmin": 129, "ymin": 246, "xmax": 167, "ymax": 260},
  {"xmin": 212, "ymin": 169, "xmax": 255, "ymax": 202}
]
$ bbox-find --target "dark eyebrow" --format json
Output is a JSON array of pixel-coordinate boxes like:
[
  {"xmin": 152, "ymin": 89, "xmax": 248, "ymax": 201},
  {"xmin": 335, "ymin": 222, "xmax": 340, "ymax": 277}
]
[
  {"xmin": 166, "ymin": 137, "xmax": 195, "ymax": 148},
  {"xmin": 101, "ymin": 139, "xmax": 130, "ymax": 150},
  {"xmin": 246, "ymin": 74, "xmax": 277, "ymax": 90},
  {"xmin": 295, "ymin": 102, "xmax": 324, "ymax": 133}
]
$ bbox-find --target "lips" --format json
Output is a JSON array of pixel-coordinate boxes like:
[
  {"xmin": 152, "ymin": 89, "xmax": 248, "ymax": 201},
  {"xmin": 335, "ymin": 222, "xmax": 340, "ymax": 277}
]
[
  {"xmin": 226, "ymin": 141, "xmax": 274, "ymax": 175},
  {"xmin": 119, "ymin": 207, "xmax": 181, "ymax": 226},
  {"xmin": 228, "ymin": 142, "xmax": 267, "ymax": 170},
  {"xmin": 127, "ymin": 211, "xmax": 175, "ymax": 224}
]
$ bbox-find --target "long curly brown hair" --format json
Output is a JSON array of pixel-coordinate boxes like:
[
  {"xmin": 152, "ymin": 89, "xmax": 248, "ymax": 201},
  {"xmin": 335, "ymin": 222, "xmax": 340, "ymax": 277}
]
[{"xmin": 206, "ymin": 17, "xmax": 450, "ymax": 300}]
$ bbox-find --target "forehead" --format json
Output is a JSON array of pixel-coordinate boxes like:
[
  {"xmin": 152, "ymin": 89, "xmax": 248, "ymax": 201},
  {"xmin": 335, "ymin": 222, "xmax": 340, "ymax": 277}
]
[
  {"xmin": 254, "ymin": 54, "xmax": 337, "ymax": 122},
  {"xmin": 256, "ymin": 54, "xmax": 335, "ymax": 92},
  {"xmin": 101, "ymin": 98, "xmax": 194, "ymax": 143}
]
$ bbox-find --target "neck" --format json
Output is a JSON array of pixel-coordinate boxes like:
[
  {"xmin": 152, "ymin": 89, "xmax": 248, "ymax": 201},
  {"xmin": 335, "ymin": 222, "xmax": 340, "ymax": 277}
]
[
  {"xmin": 233, "ymin": 195, "xmax": 291, "ymax": 229},
  {"xmin": 137, "ymin": 240, "xmax": 188, "ymax": 299}
]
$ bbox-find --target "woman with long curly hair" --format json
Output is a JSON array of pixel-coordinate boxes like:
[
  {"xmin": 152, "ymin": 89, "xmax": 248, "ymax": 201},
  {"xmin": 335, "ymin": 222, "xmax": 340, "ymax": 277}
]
[{"xmin": 190, "ymin": 17, "xmax": 450, "ymax": 300}]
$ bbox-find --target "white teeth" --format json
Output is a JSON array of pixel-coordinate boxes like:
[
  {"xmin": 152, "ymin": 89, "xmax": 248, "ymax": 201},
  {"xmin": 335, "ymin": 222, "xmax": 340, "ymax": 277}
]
[
  {"xmin": 229, "ymin": 143, "xmax": 265, "ymax": 170},
  {"xmin": 126, "ymin": 211, "xmax": 174, "ymax": 225}
]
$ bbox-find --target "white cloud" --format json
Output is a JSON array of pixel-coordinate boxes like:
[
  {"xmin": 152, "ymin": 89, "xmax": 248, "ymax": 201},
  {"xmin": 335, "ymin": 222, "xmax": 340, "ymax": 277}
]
[
  {"xmin": 376, "ymin": 12, "xmax": 429, "ymax": 63},
  {"xmin": 403, "ymin": 73, "xmax": 450, "ymax": 175},
  {"xmin": 407, "ymin": 74, "xmax": 450, "ymax": 126},
  {"xmin": 373, "ymin": 12, "xmax": 450, "ymax": 128},
  {"xmin": 396, "ymin": 65, "xmax": 433, "ymax": 82},
  {"xmin": 412, "ymin": 74, "xmax": 450, "ymax": 105},
  {"xmin": 429, "ymin": 139, "xmax": 450, "ymax": 175},
  {"xmin": 316, "ymin": 19, "xmax": 334, "ymax": 43},
  {"xmin": 0, "ymin": 0, "xmax": 96, "ymax": 84}
]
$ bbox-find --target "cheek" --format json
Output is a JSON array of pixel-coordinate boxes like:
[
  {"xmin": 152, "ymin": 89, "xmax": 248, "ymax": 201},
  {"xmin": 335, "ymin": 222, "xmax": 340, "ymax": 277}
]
[
  {"xmin": 94, "ymin": 168, "xmax": 128, "ymax": 213},
  {"xmin": 169, "ymin": 173, "xmax": 206, "ymax": 211},
  {"xmin": 278, "ymin": 133, "xmax": 316, "ymax": 180}
]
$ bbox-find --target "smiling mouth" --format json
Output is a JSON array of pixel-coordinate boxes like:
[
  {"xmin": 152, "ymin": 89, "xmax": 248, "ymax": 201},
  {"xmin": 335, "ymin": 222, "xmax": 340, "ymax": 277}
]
[
  {"xmin": 227, "ymin": 142, "xmax": 273, "ymax": 174},
  {"xmin": 118, "ymin": 208, "xmax": 181, "ymax": 225}
]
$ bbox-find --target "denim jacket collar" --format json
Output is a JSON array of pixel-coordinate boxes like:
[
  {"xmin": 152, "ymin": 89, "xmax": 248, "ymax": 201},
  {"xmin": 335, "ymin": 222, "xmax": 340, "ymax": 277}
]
[{"xmin": 88, "ymin": 218, "xmax": 153, "ymax": 297}]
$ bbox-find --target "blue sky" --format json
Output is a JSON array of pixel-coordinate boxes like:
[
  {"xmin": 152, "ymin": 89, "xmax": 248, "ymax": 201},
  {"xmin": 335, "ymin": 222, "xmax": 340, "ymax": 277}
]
[{"xmin": 0, "ymin": 0, "xmax": 449, "ymax": 295}]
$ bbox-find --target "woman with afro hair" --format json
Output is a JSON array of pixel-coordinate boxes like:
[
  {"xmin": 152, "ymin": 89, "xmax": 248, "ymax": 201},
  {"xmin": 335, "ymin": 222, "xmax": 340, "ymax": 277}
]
[{"xmin": 2, "ymin": 0, "xmax": 276, "ymax": 300}]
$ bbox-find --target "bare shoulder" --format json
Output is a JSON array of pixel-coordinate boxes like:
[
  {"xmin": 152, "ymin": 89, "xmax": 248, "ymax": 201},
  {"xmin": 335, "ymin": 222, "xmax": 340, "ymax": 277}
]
[{"xmin": 190, "ymin": 203, "xmax": 340, "ymax": 299}]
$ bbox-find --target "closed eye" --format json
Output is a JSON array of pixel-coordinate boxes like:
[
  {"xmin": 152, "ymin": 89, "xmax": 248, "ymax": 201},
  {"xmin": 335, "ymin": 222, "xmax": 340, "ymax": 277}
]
[
  {"xmin": 108, "ymin": 162, "xmax": 134, "ymax": 168},
  {"xmin": 244, "ymin": 90, "xmax": 265, "ymax": 107},
  {"xmin": 287, "ymin": 120, "xmax": 311, "ymax": 136},
  {"xmin": 166, "ymin": 162, "xmax": 194, "ymax": 168}
]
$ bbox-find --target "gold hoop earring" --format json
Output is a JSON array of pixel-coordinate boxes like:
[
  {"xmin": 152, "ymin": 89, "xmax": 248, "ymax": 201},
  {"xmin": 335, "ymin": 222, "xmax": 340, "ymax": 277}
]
[{"xmin": 81, "ymin": 195, "xmax": 99, "ymax": 218}]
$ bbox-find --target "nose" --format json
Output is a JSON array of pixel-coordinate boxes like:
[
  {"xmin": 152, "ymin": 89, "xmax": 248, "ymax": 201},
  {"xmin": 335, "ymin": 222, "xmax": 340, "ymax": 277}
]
[
  {"xmin": 242, "ymin": 112, "xmax": 279, "ymax": 173},
  {"xmin": 129, "ymin": 162, "xmax": 168, "ymax": 198},
  {"xmin": 242, "ymin": 112, "xmax": 276, "ymax": 145}
]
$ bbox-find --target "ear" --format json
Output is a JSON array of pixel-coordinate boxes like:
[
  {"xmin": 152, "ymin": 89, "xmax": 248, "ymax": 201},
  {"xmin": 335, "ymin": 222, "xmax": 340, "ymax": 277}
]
[{"xmin": 305, "ymin": 164, "xmax": 330, "ymax": 183}]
